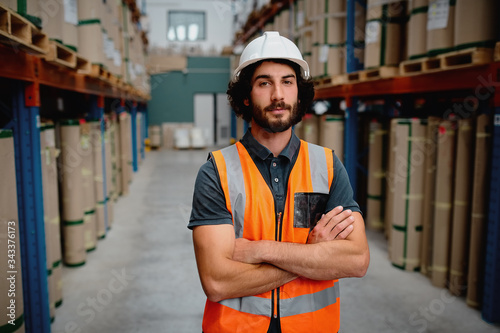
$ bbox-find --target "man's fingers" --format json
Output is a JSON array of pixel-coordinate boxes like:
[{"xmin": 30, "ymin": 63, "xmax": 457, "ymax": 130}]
[
  {"xmin": 330, "ymin": 215, "xmax": 355, "ymax": 237},
  {"xmin": 335, "ymin": 224, "xmax": 354, "ymax": 240}
]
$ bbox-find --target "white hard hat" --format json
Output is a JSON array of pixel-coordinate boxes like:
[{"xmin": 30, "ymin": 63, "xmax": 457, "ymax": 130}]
[{"xmin": 233, "ymin": 31, "xmax": 310, "ymax": 81}]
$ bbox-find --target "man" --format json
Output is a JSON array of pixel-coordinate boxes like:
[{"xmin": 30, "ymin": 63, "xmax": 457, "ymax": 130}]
[{"xmin": 189, "ymin": 31, "xmax": 369, "ymax": 333}]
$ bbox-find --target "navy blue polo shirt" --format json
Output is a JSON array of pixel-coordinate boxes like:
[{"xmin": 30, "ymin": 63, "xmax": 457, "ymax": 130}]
[{"xmin": 188, "ymin": 129, "xmax": 361, "ymax": 230}]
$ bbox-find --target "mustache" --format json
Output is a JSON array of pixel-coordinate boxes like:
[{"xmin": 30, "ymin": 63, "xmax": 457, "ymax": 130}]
[{"xmin": 264, "ymin": 101, "xmax": 292, "ymax": 111}]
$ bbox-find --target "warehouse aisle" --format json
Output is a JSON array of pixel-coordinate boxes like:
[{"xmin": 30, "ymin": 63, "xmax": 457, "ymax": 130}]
[{"xmin": 51, "ymin": 148, "xmax": 500, "ymax": 333}]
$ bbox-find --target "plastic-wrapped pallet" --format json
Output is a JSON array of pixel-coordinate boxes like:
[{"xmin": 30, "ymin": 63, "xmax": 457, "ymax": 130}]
[
  {"xmin": 59, "ymin": 120, "xmax": 86, "ymax": 267},
  {"xmin": 365, "ymin": 0, "xmax": 407, "ymax": 68},
  {"xmin": 431, "ymin": 119, "xmax": 456, "ymax": 287},
  {"xmin": 426, "ymin": 0, "xmax": 455, "ymax": 56},
  {"xmin": 406, "ymin": 0, "xmax": 428, "ymax": 59},
  {"xmin": 467, "ymin": 113, "xmax": 492, "ymax": 308},
  {"xmin": 0, "ymin": 129, "xmax": 25, "ymax": 332},
  {"xmin": 389, "ymin": 119, "xmax": 426, "ymax": 271},
  {"xmin": 366, "ymin": 119, "xmax": 386, "ymax": 231}
]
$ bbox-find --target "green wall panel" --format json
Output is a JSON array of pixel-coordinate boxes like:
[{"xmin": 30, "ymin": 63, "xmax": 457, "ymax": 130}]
[{"xmin": 149, "ymin": 56, "xmax": 231, "ymax": 125}]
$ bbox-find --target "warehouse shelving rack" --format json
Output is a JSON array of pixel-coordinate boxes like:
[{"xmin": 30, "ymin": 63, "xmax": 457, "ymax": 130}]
[
  {"xmin": 234, "ymin": 0, "xmax": 500, "ymax": 325},
  {"xmin": 0, "ymin": 38, "xmax": 148, "ymax": 331}
]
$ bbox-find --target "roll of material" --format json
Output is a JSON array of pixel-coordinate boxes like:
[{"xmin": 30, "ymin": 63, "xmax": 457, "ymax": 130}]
[
  {"xmin": 420, "ymin": 116, "xmax": 440, "ymax": 277},
  {"xmin": 431, "ymin": 119, "xmax": 456, "ymax": 287},
  {"xmin": 366, "ymin": 120, "xmax": 386, "ymax": 231},
  {"xmin": 80, "ymin": 122, "xmax": 97, "ymax": 251},
  {"xmin": 467, "ymin": 114, "xmax": 492, "ymax": 308},
  {"xmin": 407, "ymin": 0, "xmax": 428, "ymax": 59},
  {"xmin": 454, "ymin": 0, "xmax": 498, "ymax": 50},
  {"xmin": 0, "ymin": 130, "xmax": 25, "ymax": 332},
  {"xmin": 365, "ymin": 0, "xmax": 407, "ymax": 68},
  {"xmin": 149, "ymin": 125, "xmax": 161, "ymax": 148},
  {"xmin": 59, "ymin": 120, "xmax": 86, "ymax": 266},
  {"xmin": 390, "ymin": 119, "xmax": 426, "ymax": 272},
  {"xmin": 319, "ymin": 115, "xmax": 344, "ymax": 162},
  {"xmin": 426, "ymin": 0, "xmax": 455, "ymax": 56},
  {"xmin": 90, "ymin": 120, "xmax": 106, "ymax": 239}
]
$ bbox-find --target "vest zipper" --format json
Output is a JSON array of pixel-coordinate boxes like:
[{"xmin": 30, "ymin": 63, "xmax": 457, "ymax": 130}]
[{"xmin": 272, "ymin": 211, "xmax": 283, "ymax": 319}]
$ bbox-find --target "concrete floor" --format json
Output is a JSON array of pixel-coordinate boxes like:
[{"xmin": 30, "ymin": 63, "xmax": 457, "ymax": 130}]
[{"xmin": 51, "ymin": 148, "xmax": 500, "ymax": 333}]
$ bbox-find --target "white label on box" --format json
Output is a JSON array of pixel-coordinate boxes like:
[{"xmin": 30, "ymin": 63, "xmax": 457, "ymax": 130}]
[
  {"xmin": 296, "ymin": 11, "xmax": 305, "ymax": 28},
  {"xmin": 319, "ymin": 45, "xmax": 329, "ymax": 63},
  {"xmin": 494, "ymin": 115, "xmax": 500, "ymax": 126},
  {"xmin": 64, "ymin": 0, "xmax": 78, "ymax": 26},
  {"xmin": 427, "ymin": 0, "xmax": 449, "ymax": 31},
  {"xmin": 365, "ymin": 21, "xmax": 380, "ymax": 44}
]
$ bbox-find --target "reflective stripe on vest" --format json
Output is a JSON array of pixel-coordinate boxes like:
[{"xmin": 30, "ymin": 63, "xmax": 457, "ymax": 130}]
[{"xmin": 205, "ymin": 140, "xmax": 339, "ymax": 333}]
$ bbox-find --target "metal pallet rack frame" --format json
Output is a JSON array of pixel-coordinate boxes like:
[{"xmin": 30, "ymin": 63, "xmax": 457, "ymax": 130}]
[
  {"xmin": 235, "ymin": 0, "xmax": 500, "ymax": 324},
  {"xmin": 0, "ymin": 41, "xmax": 148, "ymax": 332}
]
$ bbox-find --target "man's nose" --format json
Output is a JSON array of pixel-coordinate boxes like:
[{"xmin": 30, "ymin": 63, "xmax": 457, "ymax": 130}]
[{"xmin": 271, "ymin": 84, "xmax": 284, "ymax": 101}]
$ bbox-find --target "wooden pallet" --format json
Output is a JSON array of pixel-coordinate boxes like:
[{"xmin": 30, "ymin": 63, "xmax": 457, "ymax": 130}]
[
  {"xmin": 76, "ymin": 56, "xmax": 91, "ymax": 74},
  {"xmin": 359, "ymin": 66, "xmax": 399, "ymax": 81},
  {"xmin": 400, "ymin": 47, "xmax": 495, "ymax": 76},
  {"xmin": 0, "ymin": 3, "xmax": 48, "ymax": 55},
  {"xmin": 44, "ymin": 40, "xmax": 77, "ymax": 68},
  {"xmin": 495, "ymin": 42, "xmax": 500, "ymax": 62},
  {"xmin": 90, "ymin": 64, "xmax": 112, "ymax": 82}
]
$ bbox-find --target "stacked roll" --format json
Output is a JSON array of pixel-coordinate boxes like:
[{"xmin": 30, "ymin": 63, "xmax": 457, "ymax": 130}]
[
  {"xmin": 426, "ymin": 0, "xmax": 455, "ymax": 56},
  {"xmin": 389, "ymin": 119, "xmax": 426, "ymax": 271},
  {"xmin": 365, "ymin": 0, "xmax": 407, "ymax": 68},
  {"xmin": 453, "ymin": 0, "xmax": 498, "ymax": 51},
  {"xmin": 431, "ymin": 119, "xmax": 456, "ymax": 287},
  {"xmin": 420, "ymin": 116, "xmax": 440, "ymax": 277},
  {"xmin": 90, "ymin": 120, "xmax": 107, "ymax": 239},
  {"xmin": 80, "ymin": 121, "xmax": 97, "ymax": 252},
  {"xmin": 449, "ymin": 118, "xmax": 474, "ymax": 295},
  {"xmin": 59, "ymin": 120, "xmax": 86, "ymax": 267},
  {"xmin": 310, "ymin": 0, "xmax": 346, "ymax": 78},
  {"xmin": 366, "ymin": 119, "xmax": 386, "ymax": 231},
  {"xmin": 406, "ymin": 0, "xmax": 428, "ymax": 59},
  {"xmin": 467, "ymin": 114, "xmax": 492, "ymax": 308},
  {"xmin": 0, "ymin": 129, "xmax": 25, "ymax": 332},
  {"xmin": 319, "ymin": 115, "xmax": 344, "ymax": 162}
]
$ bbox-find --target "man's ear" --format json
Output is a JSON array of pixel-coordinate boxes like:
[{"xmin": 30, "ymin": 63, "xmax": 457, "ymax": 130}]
[{"xmin": 244, "ymin": 99, "xmax": 250, "ymax": 106}]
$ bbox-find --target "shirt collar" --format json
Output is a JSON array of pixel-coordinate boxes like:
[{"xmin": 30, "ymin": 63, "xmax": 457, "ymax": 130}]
[{"xmin": 240, "ymin": 128, "xmax": 300, "ymax": 162}]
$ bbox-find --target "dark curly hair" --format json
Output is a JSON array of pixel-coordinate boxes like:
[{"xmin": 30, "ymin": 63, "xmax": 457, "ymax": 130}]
[{"xmin": 227, "ymin": 59, "xmax": 315, "ymax": 123}]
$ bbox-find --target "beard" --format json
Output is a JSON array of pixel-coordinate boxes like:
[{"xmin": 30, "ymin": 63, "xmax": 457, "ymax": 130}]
[{"xmin": 252, "ymin": 101, "xmax": 301, "ymax": 133}]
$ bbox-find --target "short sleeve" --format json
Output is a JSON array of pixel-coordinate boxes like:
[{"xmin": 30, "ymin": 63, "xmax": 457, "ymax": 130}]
[
  {"xmin": 188, "ymin": 158, "xmax": 234, "ymax": 230},
  {"xmin": 325, "ymin": 153, "xmax": 362, "ymax": 215}
]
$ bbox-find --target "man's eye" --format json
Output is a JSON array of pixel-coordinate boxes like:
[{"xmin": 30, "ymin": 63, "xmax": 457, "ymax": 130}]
[{"xmin": 259, "ymin": 81, "xmax": 270, "ymax": 86}]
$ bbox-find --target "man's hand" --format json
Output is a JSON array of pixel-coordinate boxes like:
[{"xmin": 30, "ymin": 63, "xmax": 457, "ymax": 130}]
[{"xmin": 307, "ymin": 206, "xmax": 354, "ymax": 244}]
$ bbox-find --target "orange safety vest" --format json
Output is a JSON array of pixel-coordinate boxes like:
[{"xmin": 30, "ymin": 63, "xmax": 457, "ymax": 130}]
[{"xmin": 204, "ymin": 140, "xmax": 339, "ymax": 333}]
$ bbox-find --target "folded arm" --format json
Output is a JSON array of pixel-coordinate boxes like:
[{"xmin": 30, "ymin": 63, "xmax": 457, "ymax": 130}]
[
  {"xmin": 232, "ymin": 207, "xmax": 370, "ymax": 281},
  {"xmin": 192, "ymin": 224, "xmax": 297, "ymax": 303}
]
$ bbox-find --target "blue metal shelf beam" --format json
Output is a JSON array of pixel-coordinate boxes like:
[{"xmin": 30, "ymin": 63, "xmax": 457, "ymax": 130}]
[{"xmin": 12, "ymin": 81, "xmax": 51, "ymax": 332}]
